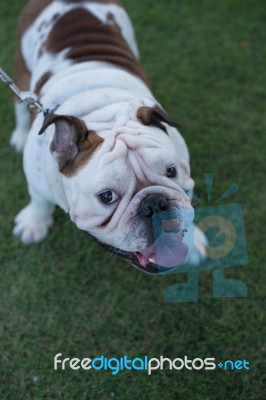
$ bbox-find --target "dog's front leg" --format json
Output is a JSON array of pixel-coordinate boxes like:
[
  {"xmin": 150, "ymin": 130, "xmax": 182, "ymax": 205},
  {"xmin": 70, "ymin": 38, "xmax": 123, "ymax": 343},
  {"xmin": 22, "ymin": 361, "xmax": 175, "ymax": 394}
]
[
  {"xmin": 13, "ymin": 188, "xmax": 55, "ymax": 244},
  {"xmin": 10, "ymin": 101, "xmax": 31, "ymax": 153},
  {"xmin": 184, "ymin": 224, "xmax": 207, "ymax": 266}
]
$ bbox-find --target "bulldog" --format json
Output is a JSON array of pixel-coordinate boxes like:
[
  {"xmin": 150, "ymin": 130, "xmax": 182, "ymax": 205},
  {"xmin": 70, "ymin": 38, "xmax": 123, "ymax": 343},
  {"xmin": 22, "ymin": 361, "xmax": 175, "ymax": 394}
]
[{"xmin": 10, "ymin": 0, "xmax": 206, "ymax": 273}]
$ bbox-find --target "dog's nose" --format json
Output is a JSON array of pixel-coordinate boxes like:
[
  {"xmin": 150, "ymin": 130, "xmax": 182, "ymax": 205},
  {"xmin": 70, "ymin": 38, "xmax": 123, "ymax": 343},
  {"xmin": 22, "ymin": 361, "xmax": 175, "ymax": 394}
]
[{"xmin": 138, "ymin": 194, "xmax": 170, "ymax": 218}]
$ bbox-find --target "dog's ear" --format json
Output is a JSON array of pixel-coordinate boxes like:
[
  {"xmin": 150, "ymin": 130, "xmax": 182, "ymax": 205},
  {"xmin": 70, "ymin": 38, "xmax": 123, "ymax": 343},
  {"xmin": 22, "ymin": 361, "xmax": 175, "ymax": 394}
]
[
  {"xmin": 137, "ymin": 105, "xmax": 179, "ymax": 133},
  {"xmin": 38, "ymin": 113, "xmax": 103, "ymax": 175}
]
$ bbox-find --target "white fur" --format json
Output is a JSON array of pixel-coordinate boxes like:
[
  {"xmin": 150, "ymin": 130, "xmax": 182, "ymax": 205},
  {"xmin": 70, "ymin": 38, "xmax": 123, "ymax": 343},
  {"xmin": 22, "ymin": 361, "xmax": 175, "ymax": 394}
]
[
  {"xmin": 40, "ymin": 65, "xmax": 153, "ymax": 111},
  {"xmin": 12, "ymin": 1, "xmax": 206, "ymax": 267},
  {"xmin": 10, "ymin": 102, "xmax": 31, "ymax": 153},
  {"xmin": 13, "ymin": 201, "xmax": 54, "ymax": 244},
  {"xmin": 22, "ymin": 1, "xmax": 139, "ymax": 90}
]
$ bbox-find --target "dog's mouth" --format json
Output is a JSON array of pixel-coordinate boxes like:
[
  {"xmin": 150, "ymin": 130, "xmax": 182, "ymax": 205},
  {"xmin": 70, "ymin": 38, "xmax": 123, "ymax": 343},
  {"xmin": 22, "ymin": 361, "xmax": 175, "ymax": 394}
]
[{"xmin": 86, "ymin": 230, "xmax": 188, "ymax": 274}]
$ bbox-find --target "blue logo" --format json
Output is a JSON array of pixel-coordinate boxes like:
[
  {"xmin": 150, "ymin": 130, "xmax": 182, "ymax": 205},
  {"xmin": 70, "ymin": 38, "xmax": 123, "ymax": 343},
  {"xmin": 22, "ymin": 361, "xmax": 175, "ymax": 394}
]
[
  {"xmin": 217, "ymin": 360, "xmax": 250, "ymax": 371},
  {"xmin": 151, "ymin": 174, "xmax": 249, "ymax": 302}
]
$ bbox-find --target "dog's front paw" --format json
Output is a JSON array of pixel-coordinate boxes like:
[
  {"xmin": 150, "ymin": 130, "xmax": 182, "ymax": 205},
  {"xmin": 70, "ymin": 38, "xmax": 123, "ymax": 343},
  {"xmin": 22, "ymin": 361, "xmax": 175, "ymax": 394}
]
[
  {"xmin": 10, "ymin": 128, "xmax": 28, "ymax": 153},
  {"xmin": 185, "ymin": 225, "xmax": 207, "ymax": 267},
  {"xmin": 13, "ymin": 204, "xmax": 53, "ymax": 244}
]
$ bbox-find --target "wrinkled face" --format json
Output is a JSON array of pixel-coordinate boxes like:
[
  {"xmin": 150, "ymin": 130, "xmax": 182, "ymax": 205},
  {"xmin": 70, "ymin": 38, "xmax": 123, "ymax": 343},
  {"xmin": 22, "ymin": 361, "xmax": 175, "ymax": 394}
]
[{"xmin": 41, "ymin": 107, "xmax": 195, "ymax": 274}]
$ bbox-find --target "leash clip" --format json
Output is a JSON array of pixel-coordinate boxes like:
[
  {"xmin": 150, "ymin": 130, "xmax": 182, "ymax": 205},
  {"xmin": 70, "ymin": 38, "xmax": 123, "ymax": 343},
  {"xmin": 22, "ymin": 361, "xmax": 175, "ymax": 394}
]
[{"xmin": 0, "ymin": 67, "xmax": 44, "ymax": 114}]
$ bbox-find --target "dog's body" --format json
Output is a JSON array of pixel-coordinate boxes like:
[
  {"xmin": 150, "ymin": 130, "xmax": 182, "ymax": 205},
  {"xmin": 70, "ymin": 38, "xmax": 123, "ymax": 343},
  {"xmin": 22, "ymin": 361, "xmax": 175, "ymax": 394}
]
[{"xmin": 11, "ymin": 0, "xmax": 206, "ymax": 273}]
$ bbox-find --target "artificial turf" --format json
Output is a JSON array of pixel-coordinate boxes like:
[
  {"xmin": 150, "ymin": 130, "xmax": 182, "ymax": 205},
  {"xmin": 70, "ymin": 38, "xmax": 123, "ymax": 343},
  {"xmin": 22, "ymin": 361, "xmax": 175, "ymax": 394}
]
[{"xmin": 0, "ymin": 0, "xmax": 265, "ymax": 399}]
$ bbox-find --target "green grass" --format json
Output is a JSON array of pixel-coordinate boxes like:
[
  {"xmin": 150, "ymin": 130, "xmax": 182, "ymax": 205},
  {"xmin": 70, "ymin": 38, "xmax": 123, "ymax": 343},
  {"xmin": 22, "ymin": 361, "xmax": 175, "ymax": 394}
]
[{"xmin": 0, "ymin": 0, "xmax": 265, "ymax": 399}]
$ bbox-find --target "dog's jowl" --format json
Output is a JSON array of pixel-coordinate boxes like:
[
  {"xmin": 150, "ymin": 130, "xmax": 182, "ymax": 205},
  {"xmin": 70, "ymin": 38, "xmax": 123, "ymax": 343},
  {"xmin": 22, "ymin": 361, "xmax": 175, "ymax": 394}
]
[{"xmin": 11, "ymin": 0, "xmax": 206, "ymax": 274}]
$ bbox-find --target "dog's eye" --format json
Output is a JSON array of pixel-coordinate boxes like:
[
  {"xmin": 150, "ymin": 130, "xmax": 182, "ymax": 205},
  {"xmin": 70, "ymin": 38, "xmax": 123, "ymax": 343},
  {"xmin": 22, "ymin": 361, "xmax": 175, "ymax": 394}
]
[
  {"xmin": 166, "ymin": 166, "xmax": 177, "ymax": 178},
  {"xmin": 98, "ymin": 190, "xmax": 118, "ymax": 205}
]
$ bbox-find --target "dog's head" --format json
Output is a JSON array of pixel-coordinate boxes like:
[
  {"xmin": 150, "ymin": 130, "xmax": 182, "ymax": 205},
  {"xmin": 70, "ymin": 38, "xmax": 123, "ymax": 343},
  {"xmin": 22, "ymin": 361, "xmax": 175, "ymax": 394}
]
[{"xmin": 39, "ymin": 105, "xmax": 195, "ymax": 273}]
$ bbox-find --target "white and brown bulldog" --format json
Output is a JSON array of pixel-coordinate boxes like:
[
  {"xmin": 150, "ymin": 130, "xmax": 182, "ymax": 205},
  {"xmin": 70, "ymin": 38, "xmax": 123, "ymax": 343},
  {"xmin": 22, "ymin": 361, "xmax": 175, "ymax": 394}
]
[{"xmin": 11, "ymin": 0, "xmax": 206, "ymax": 273}]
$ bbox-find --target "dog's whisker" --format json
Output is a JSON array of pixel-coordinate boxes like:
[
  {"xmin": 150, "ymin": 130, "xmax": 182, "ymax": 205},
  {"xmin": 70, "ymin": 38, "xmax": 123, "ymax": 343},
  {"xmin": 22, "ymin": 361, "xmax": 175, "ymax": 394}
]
[{"xmin": 192, "ymin": 199, "xmax": 201, "ymax": 207}]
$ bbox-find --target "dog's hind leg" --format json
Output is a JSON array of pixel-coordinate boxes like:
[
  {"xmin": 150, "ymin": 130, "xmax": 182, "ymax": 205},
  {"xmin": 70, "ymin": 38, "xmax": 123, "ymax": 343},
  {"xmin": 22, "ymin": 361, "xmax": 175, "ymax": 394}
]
[{"xmin": 10, "ymin": 48, "xmax": 31, "ymax": 153}]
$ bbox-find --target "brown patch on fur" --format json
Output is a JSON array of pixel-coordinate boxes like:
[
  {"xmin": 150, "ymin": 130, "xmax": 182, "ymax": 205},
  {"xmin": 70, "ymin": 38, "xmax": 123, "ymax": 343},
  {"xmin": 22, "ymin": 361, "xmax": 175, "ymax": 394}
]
[
  {"xmin": 14, "ymin": 0, "xmax": 52, "ymax": 96},
  {"xmin": 38, "ymin": 114, "xmax": 104, "ymax": 176},
  {"xmin": 61, "ymin": 130, "xmax": 103, "ymax": 177},
  {"xmin": 137, "ymin": 106, "xmax": 180, "ymax": 133},
  {"xmin": 34, "ymin": 71, "xmax": 52, "ymax": 95},
  {"xmin": 17, "ymin": 0, "xmax": 122, "ymax": 38},
  {"xmin": 46, "ymin": 8, "xmax": 149, "ymax": 85},
  {"xmin": 13, "ymin": 48, "xmax": 31, "ymax": 91},
  {"xmin": 18, "ymin": 0, "xmax": 52, "ymax": 38}
]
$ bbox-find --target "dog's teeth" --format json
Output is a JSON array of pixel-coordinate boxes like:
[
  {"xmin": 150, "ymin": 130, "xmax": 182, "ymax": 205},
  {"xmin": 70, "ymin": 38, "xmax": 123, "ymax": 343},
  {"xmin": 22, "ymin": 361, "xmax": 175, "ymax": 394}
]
[{"xmin": 149, "ymin": 257, "xmax": 156, "ymax": 263}]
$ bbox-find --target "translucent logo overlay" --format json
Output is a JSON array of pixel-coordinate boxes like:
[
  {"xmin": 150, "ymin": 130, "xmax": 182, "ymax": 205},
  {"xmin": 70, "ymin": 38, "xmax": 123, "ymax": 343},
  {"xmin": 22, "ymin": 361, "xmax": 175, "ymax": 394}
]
[{"xmin": 152, "ymin": 174, "xmax": 248, "ymax": 302}]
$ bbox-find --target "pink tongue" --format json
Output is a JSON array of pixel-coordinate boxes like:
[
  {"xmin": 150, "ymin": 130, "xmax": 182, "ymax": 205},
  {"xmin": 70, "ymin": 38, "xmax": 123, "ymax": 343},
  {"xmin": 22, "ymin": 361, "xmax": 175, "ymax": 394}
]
[{"xmin": 137, "ymin": 233, "xmax": 188, "ymax": 268}]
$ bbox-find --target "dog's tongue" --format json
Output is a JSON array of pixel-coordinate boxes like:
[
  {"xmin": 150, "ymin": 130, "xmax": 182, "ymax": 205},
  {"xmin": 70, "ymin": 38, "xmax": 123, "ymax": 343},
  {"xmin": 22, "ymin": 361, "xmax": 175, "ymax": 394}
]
[{"xmin": 136, "ymin": 232, "xmax": 188, "ymax": 268}]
